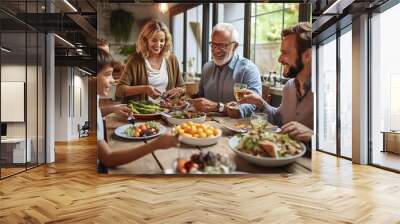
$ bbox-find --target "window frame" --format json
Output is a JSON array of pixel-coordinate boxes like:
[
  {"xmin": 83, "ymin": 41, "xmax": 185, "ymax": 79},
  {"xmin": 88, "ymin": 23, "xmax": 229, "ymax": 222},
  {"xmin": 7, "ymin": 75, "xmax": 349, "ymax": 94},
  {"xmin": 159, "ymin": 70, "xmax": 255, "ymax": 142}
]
[
  {"xmin": 249, "ymin": 3, "xmax": 301, "ymax": 76},
  {"xmin": 171, "ymin": 3, "xmax": 306, "ymax": 73},
  {"xmin": 367, "ymin": 0, "xmax": 400, "ymax": 173},
  {"xmin": 0, "ymin": 1, "xmax": 48, "ymax": 179},
  {"xmin": 315, "ymin": 23, "xmax": 353, "ymax": 161}
]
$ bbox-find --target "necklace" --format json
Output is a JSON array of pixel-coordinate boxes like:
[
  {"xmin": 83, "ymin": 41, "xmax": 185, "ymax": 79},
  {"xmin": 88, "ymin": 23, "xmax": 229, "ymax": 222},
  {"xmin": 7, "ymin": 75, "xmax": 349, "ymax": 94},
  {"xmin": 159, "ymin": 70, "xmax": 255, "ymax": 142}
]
[{"xmin": 147, "ymin": 57, "xmax": 163, "ymax": 70}]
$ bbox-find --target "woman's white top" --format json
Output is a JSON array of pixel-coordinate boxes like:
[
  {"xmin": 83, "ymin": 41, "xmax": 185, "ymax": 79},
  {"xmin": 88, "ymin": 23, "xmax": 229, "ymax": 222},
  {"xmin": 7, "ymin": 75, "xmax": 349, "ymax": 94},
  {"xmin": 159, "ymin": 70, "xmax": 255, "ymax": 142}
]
[{"xmin": 145, "ymin": 58, "xmax": 168, "ymax": 94}]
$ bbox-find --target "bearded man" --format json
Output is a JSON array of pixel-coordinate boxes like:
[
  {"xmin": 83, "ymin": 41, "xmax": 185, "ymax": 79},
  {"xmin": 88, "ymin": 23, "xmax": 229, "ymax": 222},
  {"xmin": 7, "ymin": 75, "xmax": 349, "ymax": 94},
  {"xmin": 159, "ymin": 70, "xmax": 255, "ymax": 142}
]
[{"xmin": 239, "ymin": 22, "xmax": 313, "ymax": 142}]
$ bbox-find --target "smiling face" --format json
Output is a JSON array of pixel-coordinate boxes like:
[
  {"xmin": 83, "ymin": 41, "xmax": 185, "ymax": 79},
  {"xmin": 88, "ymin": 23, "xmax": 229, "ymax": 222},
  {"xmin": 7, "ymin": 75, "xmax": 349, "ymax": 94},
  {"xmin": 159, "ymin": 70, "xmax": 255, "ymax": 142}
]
[
  {"xmin": 97, "ymin": 65, "xmax": 114, "ymax": 96},
  {"xmin": 278, "ymin": 34, "xmax": 305, "ymax": 78},
  {"xmin": 147, "ymin": 31, "xmax": 166, "ymax": 57},
  {"xmin": 211, "ymin": 30, "xmax": 237, "ymax": 66}
]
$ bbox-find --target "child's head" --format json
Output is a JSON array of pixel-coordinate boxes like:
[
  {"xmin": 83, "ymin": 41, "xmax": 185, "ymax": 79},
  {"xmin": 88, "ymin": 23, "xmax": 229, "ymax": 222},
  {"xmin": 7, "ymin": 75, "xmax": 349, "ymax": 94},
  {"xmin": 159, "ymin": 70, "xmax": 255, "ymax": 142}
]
[
  {"xmin": 97, "ymin": 49, "xmax": 115, "ymax": 96},
  {"xmin": 97, "ymin": 38, "xmax": 110, "ymax": 53}
]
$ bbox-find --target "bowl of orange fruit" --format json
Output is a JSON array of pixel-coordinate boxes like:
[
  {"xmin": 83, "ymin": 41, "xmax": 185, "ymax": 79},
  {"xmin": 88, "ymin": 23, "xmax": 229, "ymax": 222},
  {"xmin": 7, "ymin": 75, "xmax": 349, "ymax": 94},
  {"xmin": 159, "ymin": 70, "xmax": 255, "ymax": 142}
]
[{"xmin": 175, "ymin": 121, "xmax": 222, "ymax": 146}]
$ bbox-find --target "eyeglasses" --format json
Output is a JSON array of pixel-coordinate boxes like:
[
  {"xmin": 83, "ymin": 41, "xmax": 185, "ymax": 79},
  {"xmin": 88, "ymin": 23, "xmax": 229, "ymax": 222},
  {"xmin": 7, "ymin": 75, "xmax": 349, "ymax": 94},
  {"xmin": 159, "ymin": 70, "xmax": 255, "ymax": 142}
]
[{"xmin": 209, "ymin": 42, "xmax": 236, "ymax": 49}]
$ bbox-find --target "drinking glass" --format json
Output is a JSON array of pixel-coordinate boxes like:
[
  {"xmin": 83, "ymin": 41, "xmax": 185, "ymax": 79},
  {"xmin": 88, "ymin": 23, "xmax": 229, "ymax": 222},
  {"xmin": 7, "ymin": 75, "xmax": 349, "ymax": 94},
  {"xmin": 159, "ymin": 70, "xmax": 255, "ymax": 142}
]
[
  {"xmin": 234, "ymin": 83, "xmax": 247, "ymax": 101},
  {"xmin": 250, "ymin": 112, "xmax": 268, "ymax": 130}
]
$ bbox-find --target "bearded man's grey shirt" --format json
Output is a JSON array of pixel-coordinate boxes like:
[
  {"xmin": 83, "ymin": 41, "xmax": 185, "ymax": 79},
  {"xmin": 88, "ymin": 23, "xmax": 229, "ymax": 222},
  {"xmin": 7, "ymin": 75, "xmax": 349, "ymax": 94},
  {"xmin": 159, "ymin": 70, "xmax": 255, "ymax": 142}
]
[{"xmin": 259, "ymin": 78, "xmax": 313, "ymax": 129}]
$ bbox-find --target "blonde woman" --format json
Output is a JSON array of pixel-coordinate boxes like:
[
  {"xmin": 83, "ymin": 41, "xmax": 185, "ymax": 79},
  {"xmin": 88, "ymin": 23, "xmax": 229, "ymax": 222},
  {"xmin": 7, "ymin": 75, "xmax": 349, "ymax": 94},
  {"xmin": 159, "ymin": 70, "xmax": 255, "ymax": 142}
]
[{"xmin": 116, "ymin": 20, "xmax": 185, "ymax": 101}]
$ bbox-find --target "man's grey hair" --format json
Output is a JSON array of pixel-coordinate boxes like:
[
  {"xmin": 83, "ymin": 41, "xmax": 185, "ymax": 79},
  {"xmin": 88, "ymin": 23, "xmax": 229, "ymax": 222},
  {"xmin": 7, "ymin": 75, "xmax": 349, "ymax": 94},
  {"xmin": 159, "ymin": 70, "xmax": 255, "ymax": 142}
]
[{"xmin": 212, "ymin": 23, "xmax": 239, "ymax": 43}]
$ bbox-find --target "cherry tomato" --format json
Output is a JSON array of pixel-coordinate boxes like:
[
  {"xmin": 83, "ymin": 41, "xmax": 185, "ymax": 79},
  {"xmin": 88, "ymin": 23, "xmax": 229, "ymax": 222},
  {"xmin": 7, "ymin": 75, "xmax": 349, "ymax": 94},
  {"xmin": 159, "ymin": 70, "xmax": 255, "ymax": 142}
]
[
  {"xmin": 140, "ymin": 125, "xmax": 147, "ymax": 132},
  {"xmin": 177, "ymin": 159, "xmax": 187, "ymax": 174}
]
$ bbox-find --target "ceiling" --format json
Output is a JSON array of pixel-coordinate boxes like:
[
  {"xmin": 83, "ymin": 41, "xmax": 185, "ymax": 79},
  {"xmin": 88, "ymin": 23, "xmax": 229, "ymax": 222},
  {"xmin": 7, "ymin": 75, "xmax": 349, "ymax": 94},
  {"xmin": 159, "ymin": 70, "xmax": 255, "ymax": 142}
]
[
  {"xmin": 0, "ymin": 1, "xmax": 182, "ymax": 73},
  {"xmin": 0, "ymin": 0, "xmax": 97, "ymax": 72},
  {"xmin": 8, "ymin": 0, "xmax": 391, "ymax": 70},
  {"xmin": 311, "ymin": 0, "xmax": 391, "ymax": 43}
]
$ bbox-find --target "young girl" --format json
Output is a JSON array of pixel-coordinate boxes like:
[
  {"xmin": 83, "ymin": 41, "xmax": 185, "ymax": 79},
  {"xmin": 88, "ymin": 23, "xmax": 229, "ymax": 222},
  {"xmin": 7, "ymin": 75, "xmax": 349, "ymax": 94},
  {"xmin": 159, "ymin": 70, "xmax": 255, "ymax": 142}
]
[{"xmin": 97, "ymin": 49, "xmax": 178, "ymax": 168}]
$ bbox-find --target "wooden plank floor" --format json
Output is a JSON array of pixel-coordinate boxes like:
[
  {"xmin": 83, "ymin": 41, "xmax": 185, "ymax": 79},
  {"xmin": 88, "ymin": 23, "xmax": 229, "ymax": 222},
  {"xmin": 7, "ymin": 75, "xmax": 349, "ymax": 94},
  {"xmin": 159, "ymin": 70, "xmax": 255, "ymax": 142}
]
[{"xmin": 0, "ymin": 135, "xmax": 400, "ymax": 224}]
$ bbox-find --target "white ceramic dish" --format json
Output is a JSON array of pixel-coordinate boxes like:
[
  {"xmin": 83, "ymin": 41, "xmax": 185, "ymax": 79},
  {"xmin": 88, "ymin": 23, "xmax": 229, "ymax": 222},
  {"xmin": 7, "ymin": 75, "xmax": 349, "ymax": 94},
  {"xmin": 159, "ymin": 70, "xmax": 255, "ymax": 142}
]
[
  {"xmin": 163, "ymin": 112, "xmax": 206, "ymax": 126},
  {"xmin": 178, "ymin": 127, "xmax": 222, "ymax": 147},
  {"xmin": 228, "ymin": 136, "xmax": 306, "ymax": 167},
  {"xmin": 114, "ymin": 122, "xmax": 166, "ymax": 140},
  {"xmin": 215, "ymin": 118, "xmax": 281, "ymax": 134}
]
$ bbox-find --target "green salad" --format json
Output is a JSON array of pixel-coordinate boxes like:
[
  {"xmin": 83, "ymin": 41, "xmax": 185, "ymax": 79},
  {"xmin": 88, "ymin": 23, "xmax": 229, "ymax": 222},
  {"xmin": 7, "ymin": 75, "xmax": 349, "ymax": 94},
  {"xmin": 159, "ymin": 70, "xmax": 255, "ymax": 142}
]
[
  {"xmin": 170, "ymin": 111, "xmax": 205, "ymax": 119},
  {"xmin": 128, "ymin": 100, "xmax": 163, "ymax": 114},
  {"xmin": 237, "ymin": 130, "xmax": 303, "ymax": 158}
]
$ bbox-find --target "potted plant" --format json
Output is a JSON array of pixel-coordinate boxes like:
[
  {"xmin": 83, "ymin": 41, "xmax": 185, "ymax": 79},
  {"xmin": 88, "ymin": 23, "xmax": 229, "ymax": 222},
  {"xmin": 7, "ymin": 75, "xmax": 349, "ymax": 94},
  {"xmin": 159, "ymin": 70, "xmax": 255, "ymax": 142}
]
[
  {"xmin": 117, "ymin": 44, "xmax": 136, "ymax": 63},
  {"xmin": 109, "ymin": 9, "xmax": 134, "ymax": 43}
]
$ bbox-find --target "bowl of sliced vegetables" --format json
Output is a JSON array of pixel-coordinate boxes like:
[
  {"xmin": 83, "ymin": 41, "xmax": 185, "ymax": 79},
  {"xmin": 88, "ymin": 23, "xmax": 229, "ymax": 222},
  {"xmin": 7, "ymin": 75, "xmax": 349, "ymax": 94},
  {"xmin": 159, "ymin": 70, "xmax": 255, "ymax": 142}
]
[
  {"xmin": 165, "ymin": 151, "xmax": 236, "ymax": 174},
  {"xmin": 228, "ymin": 130, "xmax": 306, "ymax": 167},
  {"xmin": 164, "ymin": 111, "xmax": 206, "ymax": 125},
  {"xmin": 128, "ymin": 100, "xmax": 167, "ymax": 120}
]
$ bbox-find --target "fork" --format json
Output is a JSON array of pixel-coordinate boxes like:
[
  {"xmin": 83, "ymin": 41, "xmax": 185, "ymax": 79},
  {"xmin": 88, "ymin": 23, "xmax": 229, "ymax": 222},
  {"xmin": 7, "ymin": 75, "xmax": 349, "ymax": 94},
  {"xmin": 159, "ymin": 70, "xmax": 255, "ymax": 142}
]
[{"xmin": 127, "ymin": 115, "xmax": 136, "ymax": 125}]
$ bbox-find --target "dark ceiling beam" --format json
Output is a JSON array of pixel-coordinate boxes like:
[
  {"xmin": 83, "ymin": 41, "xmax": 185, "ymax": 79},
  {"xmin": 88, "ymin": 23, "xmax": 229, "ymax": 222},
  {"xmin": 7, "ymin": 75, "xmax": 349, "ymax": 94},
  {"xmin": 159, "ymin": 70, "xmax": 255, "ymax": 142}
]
[
  {"xmin": 67, "ymin": 13, "xmax": 97, "ymax": 39},
  {"xmin": 0, "ymin": 8, "xmax": 37, "ymax": 31},
  {"xmin": 55, "ymin": 55, "xmax": 96, "ymax": 71},
  {"xmin": 8, "ymin": 13, "xmax": 83, "ymax": 32},
  {"xmin": 86, "ymin": 0, "xmax": 97, "ymax": 12},
  {"xmin": 322, "ymin": 0, "xmax": 356, "ymax": 15},
  {"xmin": 104, "ymin": 0, "xmax": 305, "ymax": 2}
]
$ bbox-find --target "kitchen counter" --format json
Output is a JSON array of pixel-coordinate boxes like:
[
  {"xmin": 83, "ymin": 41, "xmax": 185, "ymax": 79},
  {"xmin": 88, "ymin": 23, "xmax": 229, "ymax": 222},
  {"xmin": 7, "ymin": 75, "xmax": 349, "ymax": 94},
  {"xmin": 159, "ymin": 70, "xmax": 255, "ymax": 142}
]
[{"xmin": 263, "ymin": 84, "xmax": 283, "ymax": 96}]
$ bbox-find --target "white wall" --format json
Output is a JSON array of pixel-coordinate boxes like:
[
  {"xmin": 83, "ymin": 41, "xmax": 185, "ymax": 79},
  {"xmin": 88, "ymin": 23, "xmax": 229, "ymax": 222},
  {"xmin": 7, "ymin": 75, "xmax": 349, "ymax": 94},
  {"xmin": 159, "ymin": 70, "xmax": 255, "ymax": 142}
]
[
  {"xmin": 1, "ymin": 65, "xmax": 39, "ymax": 137},
  {"xmin": 54, "ymin": 67, "xmax": 89, "ymax": 141},
  {"xmin": 72, "ymin": 73, "xmax": 89, "ymax": 138},
  {"xmin": 1, "ymin": 64, "xmax": 46, "ymax": 164}
]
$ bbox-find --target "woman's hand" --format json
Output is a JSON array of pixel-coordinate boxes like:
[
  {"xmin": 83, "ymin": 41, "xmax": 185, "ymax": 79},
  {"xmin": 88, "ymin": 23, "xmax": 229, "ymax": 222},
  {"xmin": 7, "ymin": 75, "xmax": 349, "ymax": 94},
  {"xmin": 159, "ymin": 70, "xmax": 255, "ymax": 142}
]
[
  {"xmin": 166, "ymin": 87, "xmax": 185, "ymax": 99},
  {"xmin": 144, "ymin": 85, "xmax": 161, "ymax": 97}
]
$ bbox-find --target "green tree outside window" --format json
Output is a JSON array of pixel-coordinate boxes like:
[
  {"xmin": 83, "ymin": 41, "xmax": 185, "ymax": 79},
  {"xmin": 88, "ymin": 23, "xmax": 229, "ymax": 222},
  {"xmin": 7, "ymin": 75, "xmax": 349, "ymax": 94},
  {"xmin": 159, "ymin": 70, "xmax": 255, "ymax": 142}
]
[{"xmin": 250, "ymin": 3, "xmax": 299, "ymax": 76}]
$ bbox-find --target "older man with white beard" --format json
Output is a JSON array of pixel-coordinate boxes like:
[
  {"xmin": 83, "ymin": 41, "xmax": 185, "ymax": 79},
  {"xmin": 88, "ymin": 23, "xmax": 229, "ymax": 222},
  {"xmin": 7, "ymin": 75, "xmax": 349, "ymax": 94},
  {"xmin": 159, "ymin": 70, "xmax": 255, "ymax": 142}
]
[{"xmin": 189, "ymin": 23, "xmax": 262, "ymax": 118}]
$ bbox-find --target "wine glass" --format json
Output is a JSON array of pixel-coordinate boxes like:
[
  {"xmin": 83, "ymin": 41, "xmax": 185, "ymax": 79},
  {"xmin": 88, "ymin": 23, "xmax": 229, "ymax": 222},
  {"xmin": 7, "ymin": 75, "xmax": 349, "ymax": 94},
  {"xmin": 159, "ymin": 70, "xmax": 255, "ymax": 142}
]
[{"xmin": 234, "ymin": 83, "xmax": 247, "ymax": 101}]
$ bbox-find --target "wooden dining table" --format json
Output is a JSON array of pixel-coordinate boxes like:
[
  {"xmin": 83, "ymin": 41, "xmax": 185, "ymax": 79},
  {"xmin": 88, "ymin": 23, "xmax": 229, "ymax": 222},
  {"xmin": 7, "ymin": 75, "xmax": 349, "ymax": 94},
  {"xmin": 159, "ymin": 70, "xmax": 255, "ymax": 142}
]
[{"xmin": 104, "ymin": 113, "xmax": 311, "ymax": 175}]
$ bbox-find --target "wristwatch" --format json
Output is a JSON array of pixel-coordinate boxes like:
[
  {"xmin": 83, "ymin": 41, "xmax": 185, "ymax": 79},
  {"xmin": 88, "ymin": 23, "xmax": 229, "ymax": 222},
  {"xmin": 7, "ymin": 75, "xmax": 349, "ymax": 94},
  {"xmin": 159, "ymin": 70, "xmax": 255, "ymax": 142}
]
[{"xmin": 217, "ymin": 102, "xmax": 225, "ymax": 113}]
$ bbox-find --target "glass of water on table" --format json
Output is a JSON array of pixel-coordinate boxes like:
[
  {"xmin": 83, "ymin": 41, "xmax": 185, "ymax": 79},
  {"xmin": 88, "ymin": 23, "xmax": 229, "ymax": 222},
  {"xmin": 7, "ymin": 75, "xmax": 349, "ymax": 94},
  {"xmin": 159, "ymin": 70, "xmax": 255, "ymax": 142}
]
[{"xmin": 250, "ymin": 112, "xmax": 269, "ymax": 130}]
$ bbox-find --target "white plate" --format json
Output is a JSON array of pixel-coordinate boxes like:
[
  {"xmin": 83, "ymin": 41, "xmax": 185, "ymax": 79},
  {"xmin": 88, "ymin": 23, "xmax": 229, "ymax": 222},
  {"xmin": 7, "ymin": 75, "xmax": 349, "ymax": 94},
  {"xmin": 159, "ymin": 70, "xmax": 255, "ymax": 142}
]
[
  {"xmin": 217, "ymin": 120, "xmax": 248, "ymax": 133},
  {"xmin": 216, "ymin": 118, "xmax": 280, "ymax": 134},
  {"xmin": 265, "ymin": 126, "xmax": 281, "ymax": 133},
  {"xmin": 228, "ymin": 136, "xmax": 306, "ymax": 167},
  {"xmin": 114, "ymin": 122, "xmax": 166, "ymax": 140},
  {"xmin": 164, "ymin": 113, "xmax": 207, "ymax": 126}
]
